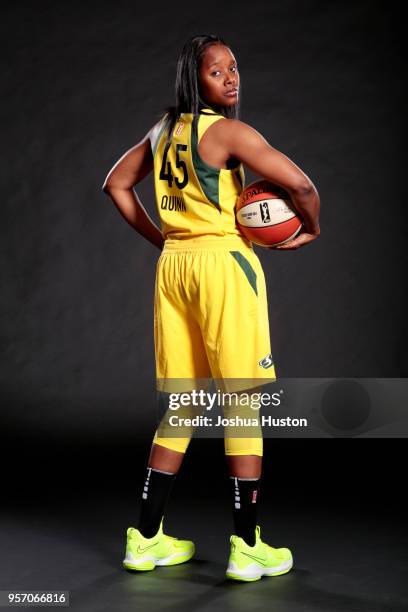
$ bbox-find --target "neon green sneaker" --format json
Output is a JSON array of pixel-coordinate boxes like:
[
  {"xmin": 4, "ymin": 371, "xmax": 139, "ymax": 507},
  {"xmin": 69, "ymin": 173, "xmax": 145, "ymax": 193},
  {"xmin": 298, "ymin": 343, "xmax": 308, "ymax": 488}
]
[
  {"xmin": 123, "ymin": 518, "xmax": 195, "ymax": 571},
  {"xmin": 226, "ymin": 525, "xmax": 293, "ymax": 582}
]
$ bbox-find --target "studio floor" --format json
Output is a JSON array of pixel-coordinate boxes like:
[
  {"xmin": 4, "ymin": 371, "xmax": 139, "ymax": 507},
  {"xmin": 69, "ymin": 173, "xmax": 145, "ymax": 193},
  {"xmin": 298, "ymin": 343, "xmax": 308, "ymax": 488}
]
[{"xmin": 1, "ymin": 448, "xmax": 407, "ymax": 612}]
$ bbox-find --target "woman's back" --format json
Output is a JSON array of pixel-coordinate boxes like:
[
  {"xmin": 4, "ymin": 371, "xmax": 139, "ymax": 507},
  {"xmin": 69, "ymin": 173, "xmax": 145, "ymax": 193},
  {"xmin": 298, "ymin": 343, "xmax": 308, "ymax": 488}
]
[{"xmin": 149, "ymin": 108, "xmax": 245, "ymax": 241}]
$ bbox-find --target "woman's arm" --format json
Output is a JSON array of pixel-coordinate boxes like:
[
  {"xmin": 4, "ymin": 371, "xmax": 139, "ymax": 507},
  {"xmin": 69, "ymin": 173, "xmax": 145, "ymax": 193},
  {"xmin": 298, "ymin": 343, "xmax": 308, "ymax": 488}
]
[
  {"xmin": 220, "ymin": 120, "xmax": 321, "ymax": 250},
  {"xmin": 102, "ymin": 133, "xmax": 164, "ymax": 251}
]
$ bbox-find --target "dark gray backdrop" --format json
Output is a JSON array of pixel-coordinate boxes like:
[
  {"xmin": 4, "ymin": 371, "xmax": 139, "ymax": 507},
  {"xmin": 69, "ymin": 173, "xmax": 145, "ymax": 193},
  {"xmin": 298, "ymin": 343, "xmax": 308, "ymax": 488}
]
[
  {"xmin": 1, "ymin": 6, "xmax": 407, "ymax": 609},
  {"xmin": 1, "ymin": 0, "xmax": 406, "ymax": 444}
]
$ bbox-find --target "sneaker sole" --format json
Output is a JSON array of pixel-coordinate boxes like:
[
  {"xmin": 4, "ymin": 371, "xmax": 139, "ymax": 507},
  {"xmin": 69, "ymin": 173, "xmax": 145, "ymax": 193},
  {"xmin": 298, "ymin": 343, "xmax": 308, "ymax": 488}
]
[
  {"xmin": 226, "ymin": 558, "xmax": 293, "ymax": 581},
  {"xmin": 123, "ymin": 549, "xmax": 195, "ymax": 571}
]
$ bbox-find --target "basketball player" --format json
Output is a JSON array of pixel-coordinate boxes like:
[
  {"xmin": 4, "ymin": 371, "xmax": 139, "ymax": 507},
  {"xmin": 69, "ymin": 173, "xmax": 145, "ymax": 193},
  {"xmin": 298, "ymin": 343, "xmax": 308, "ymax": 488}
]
[{"xmin": 102, "ymin": 34, "xmax": 320, "ymax": 581}]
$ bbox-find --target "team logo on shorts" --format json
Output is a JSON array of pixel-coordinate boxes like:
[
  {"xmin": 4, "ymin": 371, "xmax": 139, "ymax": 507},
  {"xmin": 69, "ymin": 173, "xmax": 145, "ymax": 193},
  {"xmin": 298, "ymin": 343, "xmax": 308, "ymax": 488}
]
[{"xmin": 259, "ymin": 353, "xmax": 274, "ymax": 369}]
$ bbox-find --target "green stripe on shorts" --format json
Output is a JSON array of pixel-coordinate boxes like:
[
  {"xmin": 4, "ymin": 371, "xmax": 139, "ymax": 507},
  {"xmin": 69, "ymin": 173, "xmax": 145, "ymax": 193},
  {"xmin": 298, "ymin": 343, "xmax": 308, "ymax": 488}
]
[{"xmin": 229, "ymin": 251, "xmax": 258, "ymax": 296}]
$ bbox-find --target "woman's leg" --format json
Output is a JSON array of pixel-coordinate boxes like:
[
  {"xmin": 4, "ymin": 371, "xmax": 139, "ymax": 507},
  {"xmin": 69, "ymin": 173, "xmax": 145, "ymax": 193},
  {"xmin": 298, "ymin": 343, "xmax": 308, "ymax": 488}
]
[
  {"xmin": 131, "ymin": 246, "xmax": 210, "ymax": 542},
  {"xmin": 135, "ymin": 381, "xmax": 206, "ymax": 539},
  {"xmin": 148, "ymin": 442, "xmax": 186, "ymax": 474},
  {"xmin": 226, "ymin": 454, "xmax": 262, "ymax": 479},
  {"xmin": 226, "ymin": 453, "xmax": 262, "ymax": 547},
  {"xmin": 136, "ymin": 432, "xmax": 192, "ymax": 538},
  {"xmin": 224, "ymin": 415, "xmax": 263, "ymax": 546}
]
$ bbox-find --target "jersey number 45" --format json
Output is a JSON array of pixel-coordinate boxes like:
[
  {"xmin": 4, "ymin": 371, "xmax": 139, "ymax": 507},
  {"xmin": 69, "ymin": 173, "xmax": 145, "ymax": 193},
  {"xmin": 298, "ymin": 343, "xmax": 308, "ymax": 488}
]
[{"xmin": 160, "ymin": 143, "xmax": 189, "ymax": 189}]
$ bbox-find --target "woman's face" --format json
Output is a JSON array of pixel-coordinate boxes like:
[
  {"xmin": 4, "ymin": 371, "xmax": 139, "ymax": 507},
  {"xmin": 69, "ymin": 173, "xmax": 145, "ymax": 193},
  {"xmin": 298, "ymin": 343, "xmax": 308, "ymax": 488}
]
[{"xmin": 198, "ymin": 44, "xmax": 239, "ymax": 107}]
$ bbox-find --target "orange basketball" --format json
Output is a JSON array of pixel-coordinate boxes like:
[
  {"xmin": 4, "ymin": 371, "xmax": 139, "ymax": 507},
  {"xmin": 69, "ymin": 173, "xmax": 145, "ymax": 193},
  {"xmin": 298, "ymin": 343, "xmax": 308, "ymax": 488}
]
[{"xmin": 236, "ymin": 179, "xmax": 303, "ymax": 247}]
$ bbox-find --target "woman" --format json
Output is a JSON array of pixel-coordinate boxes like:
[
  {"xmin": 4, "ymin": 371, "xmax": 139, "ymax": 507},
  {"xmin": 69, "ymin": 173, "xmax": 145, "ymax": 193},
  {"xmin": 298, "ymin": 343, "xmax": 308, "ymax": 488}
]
[{"xmin": 102, "ymin": 33, "xmax": 320, "ymax": 582}]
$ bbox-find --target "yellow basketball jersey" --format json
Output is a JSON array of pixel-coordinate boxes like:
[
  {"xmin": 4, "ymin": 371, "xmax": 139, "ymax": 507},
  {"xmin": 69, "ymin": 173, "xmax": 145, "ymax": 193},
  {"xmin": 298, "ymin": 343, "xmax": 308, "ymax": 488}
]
[{"xmin": 148, "ymin": 108, "xmax": 246, "ymax": 240}]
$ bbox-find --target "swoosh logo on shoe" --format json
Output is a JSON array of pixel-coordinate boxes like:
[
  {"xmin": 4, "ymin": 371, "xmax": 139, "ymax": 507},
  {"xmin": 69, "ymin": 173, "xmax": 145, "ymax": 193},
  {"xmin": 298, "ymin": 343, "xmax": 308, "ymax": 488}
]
[
  {"xmin": 241, "ymin": 551, "xmax": 268, "ymax": 565},
  {"xmin": 136, "ymin": 541, "xmax": 159, "ymax": 553}
]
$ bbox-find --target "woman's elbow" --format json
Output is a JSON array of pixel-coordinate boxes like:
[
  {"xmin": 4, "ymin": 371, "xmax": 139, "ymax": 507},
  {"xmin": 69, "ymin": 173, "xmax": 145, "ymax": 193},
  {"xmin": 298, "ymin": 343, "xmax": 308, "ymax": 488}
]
[
  {"xmin": 101, "ymin": 180, "xmax": 126, "ymax": 193},
  {"xmin": 290, "ymin": 180, "xmax": 315, "ymax": 195}
]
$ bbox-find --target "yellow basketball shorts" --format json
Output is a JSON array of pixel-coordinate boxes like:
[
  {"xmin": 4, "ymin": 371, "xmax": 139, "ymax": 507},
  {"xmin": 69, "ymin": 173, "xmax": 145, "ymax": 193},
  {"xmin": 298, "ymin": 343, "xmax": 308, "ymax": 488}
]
[{"xmin": 152, "ymin": 235, "xmax": 276, "ymax": 456}]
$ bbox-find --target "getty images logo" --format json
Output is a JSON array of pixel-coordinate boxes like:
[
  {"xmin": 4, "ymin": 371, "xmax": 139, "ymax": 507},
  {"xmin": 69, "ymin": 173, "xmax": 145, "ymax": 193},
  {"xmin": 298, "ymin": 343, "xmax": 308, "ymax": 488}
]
[{"xmin": 259, "ymin": 353, "xmax": 274, "ymax": 369}]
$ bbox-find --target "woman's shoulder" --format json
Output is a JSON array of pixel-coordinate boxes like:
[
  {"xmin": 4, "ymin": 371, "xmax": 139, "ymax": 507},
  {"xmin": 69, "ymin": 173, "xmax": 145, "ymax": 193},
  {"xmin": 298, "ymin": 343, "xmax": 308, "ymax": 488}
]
[
  {"xmin": 145, "ymin": 113, "xmax": 170, "ymax": 154},
  {"xmin": 149, "ymin": 112, "xmax": 169, "ymax": 132},
  {"xmin": 202, "ymin": 116, "xmax": 266, "ymax": 166},
  {"xmin": 209, "ymin": 116, "xmax": 257, "ymax": 142}
]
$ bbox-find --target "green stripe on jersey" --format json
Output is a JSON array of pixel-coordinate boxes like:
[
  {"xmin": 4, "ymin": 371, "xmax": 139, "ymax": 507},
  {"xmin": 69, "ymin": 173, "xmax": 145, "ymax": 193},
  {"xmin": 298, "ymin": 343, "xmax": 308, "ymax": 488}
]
[{"xmin": 190, "ymin": 122, "xmax": 221, "ymax": 212}]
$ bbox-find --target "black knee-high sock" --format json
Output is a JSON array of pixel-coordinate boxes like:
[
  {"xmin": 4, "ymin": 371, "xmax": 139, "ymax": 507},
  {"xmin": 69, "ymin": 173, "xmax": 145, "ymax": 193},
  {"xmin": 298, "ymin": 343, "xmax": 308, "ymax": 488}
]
[
  {"xmin": 137, "ymin": 467, "xmax": 176, "ymax": 538},
  {"xmin": 229, "ymin": 476, "xmax": 261, "ymax": 547}
]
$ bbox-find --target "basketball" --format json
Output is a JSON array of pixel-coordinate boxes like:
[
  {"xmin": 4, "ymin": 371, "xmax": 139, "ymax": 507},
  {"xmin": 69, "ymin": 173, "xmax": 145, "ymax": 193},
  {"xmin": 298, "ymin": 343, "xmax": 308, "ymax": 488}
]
[{"xmin": 236, "ymin": 179, "xmax": 303, "ymax": 247}]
